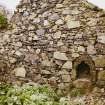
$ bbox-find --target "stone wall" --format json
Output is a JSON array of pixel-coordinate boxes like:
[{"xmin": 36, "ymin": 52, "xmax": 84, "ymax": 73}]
[{"xmin": 0, "ymin": 0, "xmax": 105, "ymax": 93}]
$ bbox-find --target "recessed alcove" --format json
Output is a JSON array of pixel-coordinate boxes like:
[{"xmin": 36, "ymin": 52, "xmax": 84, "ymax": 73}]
[
  {"xmin": 72, "ymin": 54, "xmax": 96, "ymax": 81},
  {"xmin": 76, "ymin": 61, "xmax": 91, "ymax": 79}
]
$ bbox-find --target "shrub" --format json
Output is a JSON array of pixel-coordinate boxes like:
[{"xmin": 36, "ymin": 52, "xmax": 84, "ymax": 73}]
[{"xmin": 0, "ymin": 13, "xmax": 8, "ymax": 29}]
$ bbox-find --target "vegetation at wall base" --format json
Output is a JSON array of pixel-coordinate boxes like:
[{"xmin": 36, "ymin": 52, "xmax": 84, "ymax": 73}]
[
  {"xmin": 0, "ymin": 83, "xmax": 70, "ymax": 105},
  {"xmin": 0, "ymin": 13, "xmax": 8, "ymax": 29}
]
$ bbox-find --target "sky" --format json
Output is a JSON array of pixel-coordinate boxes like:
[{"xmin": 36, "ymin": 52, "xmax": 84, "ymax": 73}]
[
  {"xmin": 0, "ymin": 0, "xmax": 21, "ymax": 11},
  {"xmin": 0, "ymin": 0, "xmax": 105, "ymax": 11},
  {"xmin": 87, "ymin": 0, "xmax": 105, "ymax": 9}
]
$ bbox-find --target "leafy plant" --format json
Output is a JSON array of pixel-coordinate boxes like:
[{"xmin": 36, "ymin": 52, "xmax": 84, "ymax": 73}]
[
  {"xmin": 0, "ymin": 13, "xmax": 8, "ymax": 29},
  {"xmin": 0, "ymin": 83, "xmax": 104, "ymax": 105},
  {"xmin": 0, "ymin": 83, "xmax": 69, "ymax": 105}
]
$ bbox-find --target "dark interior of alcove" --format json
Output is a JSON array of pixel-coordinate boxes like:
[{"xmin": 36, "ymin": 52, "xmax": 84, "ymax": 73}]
[{"xmin": 76, "ymin": 61, "xmax": 91, "ymax": 79}]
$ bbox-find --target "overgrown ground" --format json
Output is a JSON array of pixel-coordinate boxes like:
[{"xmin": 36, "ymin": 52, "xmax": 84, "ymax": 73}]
[
  {"xmin": 0, "ymin": 83, "xmax": 70, "ymax": 105},
  {"xmin": 0, "ymin": 83, "xmax": 105, "ymax": 105}
]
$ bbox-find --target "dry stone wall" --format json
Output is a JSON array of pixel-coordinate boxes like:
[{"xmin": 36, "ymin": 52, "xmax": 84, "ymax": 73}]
[{"xmin": 0, "ymin": 0, "xmax": 105, "ymax": 93}]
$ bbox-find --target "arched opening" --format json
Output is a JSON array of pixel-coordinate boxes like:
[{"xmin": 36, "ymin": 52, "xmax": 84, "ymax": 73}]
[
  {"xmin": 72, "ymin": 54, "xmax": 96, "ymax": 82},
  {"xmin": 76, "ymin": 61, "xmax": 91, "ymax": 79}
]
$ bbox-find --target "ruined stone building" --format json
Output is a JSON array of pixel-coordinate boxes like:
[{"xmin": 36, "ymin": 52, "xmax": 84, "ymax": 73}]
[{"xmin": 0, "ymin": 0, "xmax": 105, "ymax": 93}]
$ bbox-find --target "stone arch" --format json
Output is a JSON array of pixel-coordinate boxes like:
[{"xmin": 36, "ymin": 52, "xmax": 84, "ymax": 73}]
[
  {"xmin": 72, "ymin": 54, "xmax": 96, "ymax": 81},
  {"xmin": 76, "ymin": 61, "xmax": 91, "ymax": 79}
]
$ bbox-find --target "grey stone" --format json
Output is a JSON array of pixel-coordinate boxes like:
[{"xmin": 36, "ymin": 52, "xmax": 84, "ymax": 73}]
[
  {"xmin": 33, "ymin": 35, "xmax": 39, "ymax": 41},
  {"xmin": 59, "ymin": 70, "xmax": 69, "ymax": 75},
  {"xmin": 33, "ymin": 18, "xmax": 40, "ymax": 23},
  {"xmin": 62, "ymin": 8, "xmax": 80, "ymax": 15},
  {"xmin": 53, "ymin": 31, "xmax": 61, "ymax": 39},
  {"xmin": 23, "ymin": 11, "xmax": 29, "ymax": 17},
  {"xmin": 56, "ymin": 4, "xmax": 63, "ymax": 8},
  {"xmin": 87, "ymin": 45, "xmax": 96, "ymax": 54},
  {"xmin": 16, "ymin": 42, "xmax": 22, "ymax": 47},
  {"xmin": 62, "ymin": 61, "xmax": 72, "ymax": 69},
  {"xmin": 44, "ymin": 20, "xmax": 50, "ymax": 26},
  {"xmin": 41, "ymin": 70, "xmax": 51, "ymax": 74},
  {"xmin": 73, "ymin": 79, "xmax": 92, "ymax": 89},
  {"xmin": 36, "ymin": 29, "xmax": 45, "ymax": 36},
  {"xmin": 97, "ymin": 34, "xmax": 105, "ymax": 44},
  {"xmin": 49, "ymin": 13, "xmax": 60, "ymax": 21},
  {"xmin": 53, "ymin": 51, "xmax": 68, "ymax": 60},
  {"xmin": 14, "ymin": 67, "xmax": 26, "ymax": 77},
  {"xmin": 36, "ymin": 49, "xmax": 41, "ymax": 54},
  {"xmin": 28, "ymin": 25, "xmax": 35, "ymax": 30},
  {"xmin": 87, "ymin": 18, "xmax": 97, "ymax": 26},
  {"xmin": 55, "ymin": 19, "xmax": 64, "ymax": 25},
  {"xmin": 42, "ymin": 60, "xmax": 51, "ymax": 67},
  {"xmin": 98, "ymin": 71, "xmax": 105, "ymax": 80},
  {"xmin": 62, "ymin": 9, "xmax": 71, "ymax": 15},
  {"xmin": 9, "ymin": 57, "xmax": 17, "ymax": 64},
  {"xmin": 72, "ymin": 53, "xmax": 79, "ymax": 58},
  {"xmin": 55, "ymin": 60, "xmax": 63, "ymax": 66},
  {"xmin": 22, "ymin": 0, "xmax": 31, "ymax": 4},
  {"xmin": 57, "ymin": 41, "xmax": 64, "ymax": 46},
  {"xmin": 58, "ymin": 83, "xmax": 65, "ymax": 90},
  {"xmin": 94, "ymin": 55, "xmax": 105, "ymax": 67},
  {"xmin": 15, "ymin": 51, "xmax": 22, "ymax": 56},
  {"xmin": 48, "ymin": 77, "xmax": 57, "ymax": 86},
  {"xmin": 67, "ymin": 20, "xmax": 80, "ymax": 29},
  {"xmin": 62, "ymin": 75, "xmax": 71, "ymax": 82},
  {"xmin": 78, "ymin": 46, "xmax": 85, "ymax": 52},
  {"xmin": 71, "ymin": 9, "xmax": 80, "ymax": 15}
]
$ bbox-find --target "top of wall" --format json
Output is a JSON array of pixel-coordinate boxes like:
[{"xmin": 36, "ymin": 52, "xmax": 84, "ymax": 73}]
[{"xmin": 11, "ymin": 0, "xmax": 105, "ymax": 24}]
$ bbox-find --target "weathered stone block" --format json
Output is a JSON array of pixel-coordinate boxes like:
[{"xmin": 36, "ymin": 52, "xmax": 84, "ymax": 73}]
[
  {"xmin": 98, "ymin": 71, "xmax": 105, "ymax": 80},
  {"xmin": 14, "ymin": 67, "xmax": 26, "ymax": 78},
  {"xmin": 94, "ymin": 56, "xmax": 105, "ymax": 67},
  {"xmin": 62, "ymin": 61, "xmax": 72, "ymax": 69},
  {"xmin": 96, "ymin": 80, "xmax": 105, "ymax": 87},
  {"xmin": 53, "ymin": 51, "xmax": 68, "ymax": 60},
  {"xmin": 73, "ymin": 79, "xmax": 92, "ymax": 89},
  {"xmin": 62, "ymin": 74, "xmax": 71, "ymax": 83},
  {"xmin": 67, "ymin": 20, "xmax": 80, "ymax": 29}
]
